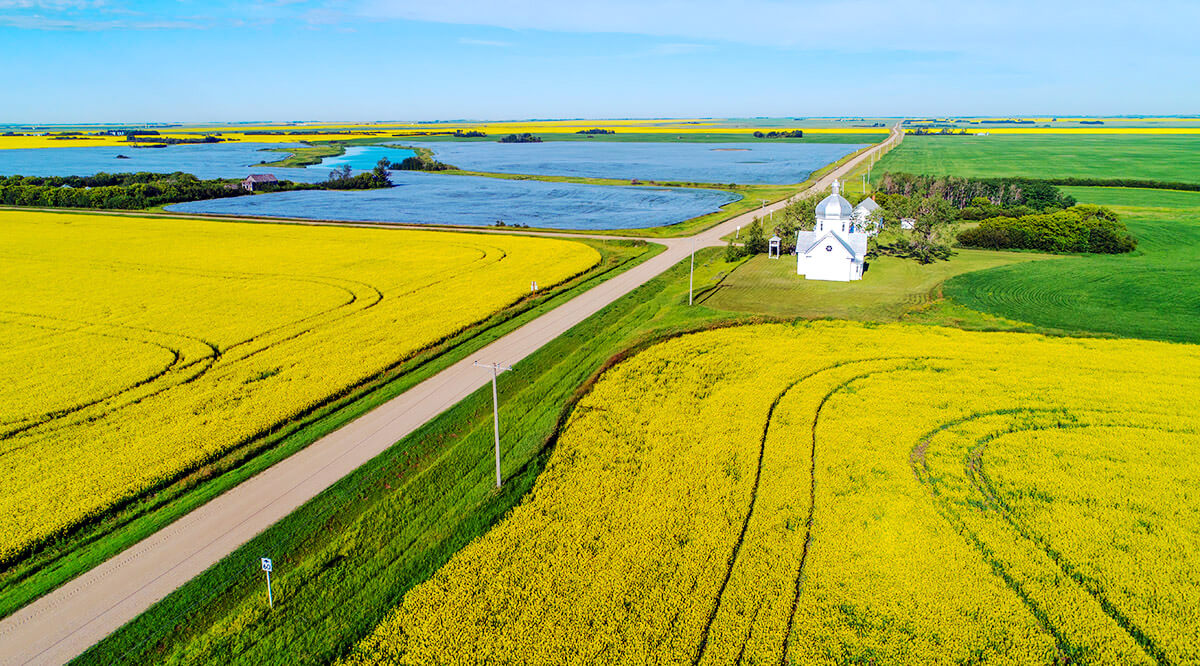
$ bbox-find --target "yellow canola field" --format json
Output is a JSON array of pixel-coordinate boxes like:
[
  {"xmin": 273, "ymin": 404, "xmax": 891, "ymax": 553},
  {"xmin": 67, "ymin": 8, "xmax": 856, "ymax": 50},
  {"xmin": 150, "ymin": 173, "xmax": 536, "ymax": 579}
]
[
  {"xmin": 0, "ymin": 120, "xmax": 889, "ymax": 149},
  {"xmin": 0, "ymin": 211, "xmax": 599, "ymax": 563},
  {"xmin": 344, "ymin": 322, "xmax": 1200, "ymax": 665}
]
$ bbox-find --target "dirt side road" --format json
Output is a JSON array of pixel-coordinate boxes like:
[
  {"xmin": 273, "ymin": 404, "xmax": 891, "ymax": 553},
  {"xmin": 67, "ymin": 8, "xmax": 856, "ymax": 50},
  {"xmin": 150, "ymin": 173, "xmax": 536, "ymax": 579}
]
[{"xmin": 0, "ymin": 125, "xmax": 900, "ymax": 666}]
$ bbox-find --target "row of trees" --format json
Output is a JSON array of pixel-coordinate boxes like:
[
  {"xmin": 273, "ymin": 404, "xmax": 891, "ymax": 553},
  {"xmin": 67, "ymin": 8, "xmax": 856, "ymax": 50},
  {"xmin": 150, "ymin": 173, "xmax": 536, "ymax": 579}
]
[
  {"xmin": 875, "ymin": 172, "xmax": 1077, "ymax": 210},
  {"xmin": 324, "ymin": 158, "xmax": 393, "ymax": 188},
  {"xmin": 0, "ymin": 161, "xmax": 395, "ymax": 210},
  {"xmin": 392, "ymin": 156, "xmax": 455, "ymax": 171},
  {"xmin": 0, "ymin": 173, "xmax": 270, "ymax": 209},
  {"xmin": 752, "ymin": 130, "xmax": 804, "ymax": 139},
  {"xmin": 498, "ymin": 133, "xmax": 543, "ymax": 143},
  {"xmin": 730, "ymin": 188, "xmax": 962, "ymax": 265}
]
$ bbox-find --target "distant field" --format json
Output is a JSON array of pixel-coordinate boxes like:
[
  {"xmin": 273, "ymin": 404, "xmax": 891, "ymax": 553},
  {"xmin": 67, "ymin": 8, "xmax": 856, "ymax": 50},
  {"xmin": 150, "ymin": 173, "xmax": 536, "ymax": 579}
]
[
  {"xmin": 946, "ymin": 187, "xmax": 1200, "ymax": 343},
  {"xmin": 344, "ymin": 322, "xmax": 1200, "ymax": 665},
  {"xmin": 875, "ymin": 134, "xmax": 1200, "ymax": 183},
  {"xmin": 0, "ymin": 211, "xmax": 600, "ymax": 566},
  {"xmin": 411, "ymin": 132, "xmax": 883, "ymax": 144},
  {"xmin": 703, "ymin": 249, "xmax": 1048, "ymax": 320}
]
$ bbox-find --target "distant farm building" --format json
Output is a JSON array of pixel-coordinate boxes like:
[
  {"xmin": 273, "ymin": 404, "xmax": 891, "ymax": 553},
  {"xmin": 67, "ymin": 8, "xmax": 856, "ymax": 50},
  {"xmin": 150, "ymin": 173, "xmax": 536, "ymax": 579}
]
[
  {"xmin": 796, "ymin": 180, "xmax": 869, "ymax": 282},
  {"xmin": 242, "ymin": 174, "xmax": 279, "ymax": 191}
]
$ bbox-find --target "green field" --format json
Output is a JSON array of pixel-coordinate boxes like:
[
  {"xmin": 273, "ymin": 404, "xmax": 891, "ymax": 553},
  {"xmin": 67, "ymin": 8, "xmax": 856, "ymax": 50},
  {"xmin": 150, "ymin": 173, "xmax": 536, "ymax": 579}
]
[
  {"xmin": 702, "ymin": 249, "xmax": 1050, "ymax": 320},
  {"xmin": 875, "ymin": 134, "xmax": 1200, "ymax": 183},
  {"xmin": 947, "ymin": 187, "xmax": 1200, "ymax": 343}
]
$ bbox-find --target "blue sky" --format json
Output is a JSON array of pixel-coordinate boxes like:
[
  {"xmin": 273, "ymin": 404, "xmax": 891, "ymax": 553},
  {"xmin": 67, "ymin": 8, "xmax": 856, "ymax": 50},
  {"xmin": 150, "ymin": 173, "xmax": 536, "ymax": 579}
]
[{"xmin": 1, "ymin": 0, "xmax": 1197, "ymax": 123}]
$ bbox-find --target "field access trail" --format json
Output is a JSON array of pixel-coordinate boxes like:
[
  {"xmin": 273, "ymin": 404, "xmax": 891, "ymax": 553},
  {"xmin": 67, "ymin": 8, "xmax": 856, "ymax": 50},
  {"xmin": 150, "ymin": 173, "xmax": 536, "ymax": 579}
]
[{"xmin": 0, "ymin": 125, "xmax": 901, "ymax": 666}]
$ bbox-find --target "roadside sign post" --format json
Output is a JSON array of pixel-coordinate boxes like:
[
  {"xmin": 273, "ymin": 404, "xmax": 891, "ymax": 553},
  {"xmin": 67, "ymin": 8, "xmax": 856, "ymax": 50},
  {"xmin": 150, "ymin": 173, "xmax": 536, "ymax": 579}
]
[
  {"xmin": 474, "ymin": 361, "xmax": 514, "ymax": 488},
  {"xmin": 260, "ymin": 557, "xmax": 274, "ymax": 609}
]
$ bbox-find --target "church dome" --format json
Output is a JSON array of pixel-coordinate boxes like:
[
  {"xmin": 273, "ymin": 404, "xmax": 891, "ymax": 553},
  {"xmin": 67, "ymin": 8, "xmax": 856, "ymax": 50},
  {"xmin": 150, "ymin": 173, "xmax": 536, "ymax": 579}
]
[{"xmin": 816, "ymin": 180, "xmax": 854, "ymax": 219}]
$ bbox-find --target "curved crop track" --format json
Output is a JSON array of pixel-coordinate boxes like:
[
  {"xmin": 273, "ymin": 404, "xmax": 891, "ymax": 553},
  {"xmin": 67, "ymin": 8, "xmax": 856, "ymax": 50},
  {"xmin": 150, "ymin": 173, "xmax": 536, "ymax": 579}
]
[
  {"xmin": 343, "ymin": 322, "xmax": 1200, "ymax": 666},
  {"xmin": 0, "ymin": 210, "xmax": 600, "ymax": 565}
]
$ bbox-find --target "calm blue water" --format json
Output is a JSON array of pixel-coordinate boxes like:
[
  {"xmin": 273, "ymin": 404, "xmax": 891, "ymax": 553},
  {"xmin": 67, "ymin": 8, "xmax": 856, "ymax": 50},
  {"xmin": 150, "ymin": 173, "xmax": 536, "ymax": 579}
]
[
  {"xmin": 311, "ymin": 145, "xmax": 416, "ymax": 170},
  {"xmin": 400, "ymin": 141, "xmax": 865, "ymax": 185},
  {"xmin": 0, "ymin": 143, "xmax": 417, "ymax": 181},
  {"xmin": 0, "ymin": 143, "xmax": 340, "ymax": 183},
  {"xmin": 166, "ymin": 170, "xmax": 739, "ymax": 230}
]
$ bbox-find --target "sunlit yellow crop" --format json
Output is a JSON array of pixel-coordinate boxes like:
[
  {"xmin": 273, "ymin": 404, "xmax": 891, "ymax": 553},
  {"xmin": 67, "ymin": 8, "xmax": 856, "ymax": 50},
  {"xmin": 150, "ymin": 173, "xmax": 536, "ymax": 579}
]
[
  {"xmin": 0, "ymin": 119, "xmax": 892, "ymax": 150},
  {"xmin": 0, "ymin": 210, "xmax": 599, "ymax": 563},
  {"xmin": 343, "ymin": 322, "xmax": 1200, "ymax": 665}
]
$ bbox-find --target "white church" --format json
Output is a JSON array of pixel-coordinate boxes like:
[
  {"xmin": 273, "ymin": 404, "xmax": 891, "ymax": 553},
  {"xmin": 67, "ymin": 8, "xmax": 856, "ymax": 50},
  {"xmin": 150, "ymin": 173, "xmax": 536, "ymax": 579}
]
[{"xmin": 795, "ymin": 180, "xmax": 879, "ymax": 282}]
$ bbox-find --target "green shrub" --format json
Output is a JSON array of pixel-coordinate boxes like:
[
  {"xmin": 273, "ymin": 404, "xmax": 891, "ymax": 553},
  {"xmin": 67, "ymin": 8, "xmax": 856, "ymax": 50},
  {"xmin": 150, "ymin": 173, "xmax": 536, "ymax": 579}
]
[{"xmin": 957, "ymin": 205, "xmax": 1136, "ymax": 254}]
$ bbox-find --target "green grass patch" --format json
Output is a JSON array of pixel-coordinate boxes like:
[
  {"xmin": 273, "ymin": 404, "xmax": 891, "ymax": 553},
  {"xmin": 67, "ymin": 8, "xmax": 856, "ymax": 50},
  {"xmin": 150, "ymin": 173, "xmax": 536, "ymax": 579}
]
[
  {"xmin": 0, "ymin": 238, "xmax": 655, "ymax": 623},
  {"xmin": 873, "ymin": 134, "xmax": 1200, "ymax": 184},
  {"xmin": 945, "ymin": 187, "xmax": 1200, "ymax": 343},
  {"xmin": 701, "ymin": 249, "xmax": 1051, "ymax": 320}
]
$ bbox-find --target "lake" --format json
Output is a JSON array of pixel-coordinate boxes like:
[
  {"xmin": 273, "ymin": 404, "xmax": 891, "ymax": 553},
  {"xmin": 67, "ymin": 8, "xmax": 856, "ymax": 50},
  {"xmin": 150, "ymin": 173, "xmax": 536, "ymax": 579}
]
[
  {"xmin": 399, "ymin": 141, "xmax": 865, "ymax": 184},
  {"xmin": 166, "ymin": 170, "xmax": 739, "ymax": 230},
  {"xmin": 312, "ymin": 145, "xmax": 417, "ymax": 171},
  {"xmin": 0, "ymin": 143, "xmax": 339, "ymax": 182}
]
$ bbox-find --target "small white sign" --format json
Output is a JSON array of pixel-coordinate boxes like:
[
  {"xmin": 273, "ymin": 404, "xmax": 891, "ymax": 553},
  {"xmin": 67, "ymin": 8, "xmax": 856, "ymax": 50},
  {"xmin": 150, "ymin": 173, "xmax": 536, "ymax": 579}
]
[{"xmin": 261, "ymin": 557, "xmax": 273, "ymax": 572}]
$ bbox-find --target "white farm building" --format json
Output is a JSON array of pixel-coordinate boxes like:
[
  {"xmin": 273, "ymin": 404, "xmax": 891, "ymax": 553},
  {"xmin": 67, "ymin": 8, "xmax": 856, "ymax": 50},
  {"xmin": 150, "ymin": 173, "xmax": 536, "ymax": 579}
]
[{"xmin": 796, "ymin": 180, "xmax": 874, "ymax": 282}]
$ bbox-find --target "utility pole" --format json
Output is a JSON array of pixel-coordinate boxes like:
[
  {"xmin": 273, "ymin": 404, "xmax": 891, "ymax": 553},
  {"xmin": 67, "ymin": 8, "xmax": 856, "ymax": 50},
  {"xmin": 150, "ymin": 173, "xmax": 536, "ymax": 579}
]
[
  {"xmin": 474, "ymin": 361, "xmax": 513, "ymax": 488},
  {"xmin": 688, "ymin": 237, "xmax": 695, "ymax": 305}
]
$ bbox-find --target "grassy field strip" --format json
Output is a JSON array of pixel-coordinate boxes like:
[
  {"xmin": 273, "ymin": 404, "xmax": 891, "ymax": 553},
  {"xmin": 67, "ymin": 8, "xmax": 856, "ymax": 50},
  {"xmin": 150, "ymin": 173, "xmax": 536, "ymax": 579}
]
[
  {"xmin": 702, "ymin": 248, "xmax": 1053, "ymax": 320},
  {"xmin": 946, "ymin": 187, "xmax": 1200, "ymax": 344},
  {"xmin": 874, "ymin": 134, "xmax": 1200, "ymax": 183}
]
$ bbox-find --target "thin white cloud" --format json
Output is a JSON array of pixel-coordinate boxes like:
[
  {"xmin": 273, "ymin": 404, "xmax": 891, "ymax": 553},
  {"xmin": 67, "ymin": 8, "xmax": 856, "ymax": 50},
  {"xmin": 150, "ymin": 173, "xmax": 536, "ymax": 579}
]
[
  {"xmin": 458, "ymin": 37, "xmax": 512, "ymax": 47},
  {"xmin": 649, "ymin": 42, "xmax": 710, "ymax": 56},
  {"xmin": 0, "ymin": 14, "xmax": 206, "ymax": 29},
  {"xmin": 353, "ymin": 0, "xmax": 1200, "ymax": 59},
  {"xmin": 0, "ymin": 0, "xmax": 107, "ymax": 8}
]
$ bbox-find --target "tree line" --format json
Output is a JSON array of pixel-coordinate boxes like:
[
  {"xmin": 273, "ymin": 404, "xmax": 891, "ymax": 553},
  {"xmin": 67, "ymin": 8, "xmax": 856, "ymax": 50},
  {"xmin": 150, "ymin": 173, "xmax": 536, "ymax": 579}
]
[
  {"xmin": 875, "ymin": 172, "xmax": 1077, "ymax": 210},
  {"xmin": 726, "ymin": 174, "xmax": 1124, "ymax": 265},
  {"xmin": 499, "ymin": 133, "xmax": 543, "ymax": 143},
  {"xmin": 752, "ymin": 130, "xmax": 804, "ymax": 139},
  {"xmin": 0, "ymin": 161, "xmax": 393, "ymax": 210}
]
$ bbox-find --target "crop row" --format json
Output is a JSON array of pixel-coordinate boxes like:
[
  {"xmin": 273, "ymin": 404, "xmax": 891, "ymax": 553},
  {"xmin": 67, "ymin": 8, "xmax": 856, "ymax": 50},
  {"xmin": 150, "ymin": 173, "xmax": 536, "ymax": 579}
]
[
  {"xmin": 0, "ymin": 211, "xmax": 600, "ymax": 563},
  {"xmin": 342, "ymin": 322, "xmax": 1200, "ymax": 665}
]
